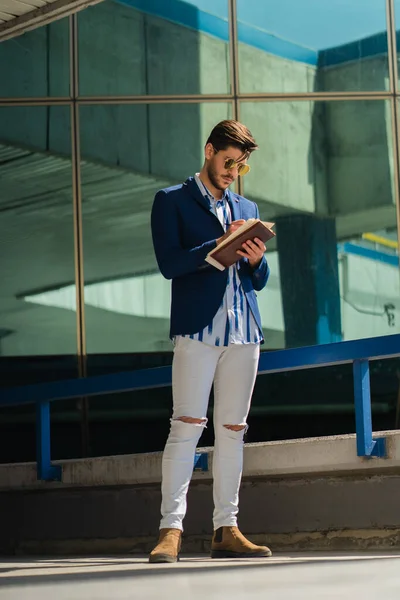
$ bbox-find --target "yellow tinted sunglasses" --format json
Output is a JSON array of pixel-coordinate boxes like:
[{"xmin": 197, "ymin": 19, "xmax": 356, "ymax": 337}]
[{"xmin": 224, "ymin": 157, "xmax": 251, "ymax": 176}]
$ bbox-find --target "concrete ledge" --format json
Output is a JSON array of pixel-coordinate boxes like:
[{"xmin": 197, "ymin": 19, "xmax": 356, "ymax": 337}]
[
  {"xmin": 2, "ymin": 436, "xmax": 400, "ymax": 554},
  {"xmin": 1, "ymin": 431, "xmax": 400, "ymax": 491}
]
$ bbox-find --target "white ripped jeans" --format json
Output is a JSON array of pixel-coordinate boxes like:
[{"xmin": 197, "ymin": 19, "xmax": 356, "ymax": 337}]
[{"xmin": 160, "ymin": 336, "xmax": 260, "ymax": 531}]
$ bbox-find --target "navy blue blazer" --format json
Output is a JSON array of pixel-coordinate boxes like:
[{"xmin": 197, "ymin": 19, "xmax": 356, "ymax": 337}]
[{"xmin": 151, "ymin": 177, "xmax": 270, "ymax": 340}]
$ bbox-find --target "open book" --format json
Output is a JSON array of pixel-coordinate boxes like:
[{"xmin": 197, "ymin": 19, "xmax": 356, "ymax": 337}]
[{"xmin": 205, "ymin": 218, "xmax": 275, "ymax": 271}]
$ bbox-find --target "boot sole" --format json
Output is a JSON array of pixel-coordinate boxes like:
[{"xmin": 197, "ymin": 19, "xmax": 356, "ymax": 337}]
[
  {"xmin": 210, "ymin": 549, "xmax": 272, "ymax": 559},
  {"xmin": 149, "ymin": 554, "xmax": 180, "ymax": 564}
]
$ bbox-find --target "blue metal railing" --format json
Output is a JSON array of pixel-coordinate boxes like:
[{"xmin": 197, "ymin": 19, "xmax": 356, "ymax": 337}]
[{"xmin": 1, "ymin": 334, "xmax": 400, "ymax": 481}]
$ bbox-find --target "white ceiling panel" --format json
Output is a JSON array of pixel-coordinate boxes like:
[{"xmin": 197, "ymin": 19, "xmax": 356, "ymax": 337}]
[
  {"xmin": 0, "ymin": 10, "xmax": 15, "ymax": 20},
  {"xmin": 1, "ymin": 0, "xmax": 45, "ymax": 16},
  {"xmin": 0, "ymin": 0, "xmax": 103, "ymax": 40}
]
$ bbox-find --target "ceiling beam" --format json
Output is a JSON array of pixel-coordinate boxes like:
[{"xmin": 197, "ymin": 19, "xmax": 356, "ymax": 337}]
[{"xmin": 0, "ymin": 0, "xmax": 103, "ymax": 41}]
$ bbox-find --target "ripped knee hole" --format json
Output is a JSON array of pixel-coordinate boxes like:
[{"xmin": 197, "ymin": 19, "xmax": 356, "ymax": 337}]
[
  {"xmin": 223, "ymin": 424, "xmax": 247, "ymax": 432},
  {"xmin": 174, "ymin": 416, "xmax": 207, "ymax": 425}
]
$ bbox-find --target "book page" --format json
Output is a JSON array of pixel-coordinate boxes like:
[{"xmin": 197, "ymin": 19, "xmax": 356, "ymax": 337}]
[{"xmin": 215, "ymin": 219, "xmax": 259, "ymax": 251}]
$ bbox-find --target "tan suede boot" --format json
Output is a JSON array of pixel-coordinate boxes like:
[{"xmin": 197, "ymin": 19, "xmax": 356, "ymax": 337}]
[
  {"xmin": 149, "ymin": 528, "xmax": 182, "ymax": 563},
  {"xmin": 211, "ymin": 526, "xmax": 272, "ymax": 559}
]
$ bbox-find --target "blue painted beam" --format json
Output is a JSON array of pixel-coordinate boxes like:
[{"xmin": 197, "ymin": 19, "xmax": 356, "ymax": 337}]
[
  {"xmin": 258, "ymin": 334, "xmax": 400, "ymax": 375},
  {"xmin": 36, "ymin": 401, "xmax": 62, "ymax": 481},
  {"xmin": 1, "ymin": 335, "xmax": 400, "ymax": 407},
  {"xmin": 353, "ymin": 360, "xmax": 387, "ymax": 458},
  {"xmin": 194, "ymin": 452, "xmax": 208, "ymax": 472},
  {"xmin": 338, "ymin": 242, "xmax": 399, "ymax": 267},
  {"xmin": 0, "ymin": 365, "xmax": 173, "ymax": 407}
]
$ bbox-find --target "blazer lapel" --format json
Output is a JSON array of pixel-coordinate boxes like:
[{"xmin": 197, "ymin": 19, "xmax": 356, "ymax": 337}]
[
  {"xmin": 184, "ymin": 177, "xmax": 242, "ymax": 223},
  {"xmin": 184, "ymin": 177, "xmax": 214, "ymax": 214},
  {"xmin": 227, "ymin": 189, "xmax": 242, "ymax": 222}
]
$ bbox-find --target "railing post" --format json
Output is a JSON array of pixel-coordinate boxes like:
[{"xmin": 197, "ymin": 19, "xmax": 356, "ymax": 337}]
[
  {"xmin": 353, "ymin": 359, "xmax": 386, "ymax": 458},
  {"xmin": 36, "ymin": 400, "xmax": 62, "ymax": 481},
  {"xmin": 194, "ymin": 452, "xmax": 208, "ymax": 472}
]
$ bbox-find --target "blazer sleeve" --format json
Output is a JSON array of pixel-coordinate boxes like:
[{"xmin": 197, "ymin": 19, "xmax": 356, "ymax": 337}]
[
  {"xmin": 151, "ymin": 190, "xmax": 217, "ymax": 280},
  {"xmin": 240, "ymin": 202, "xmax": 270, "ymax": 291}
]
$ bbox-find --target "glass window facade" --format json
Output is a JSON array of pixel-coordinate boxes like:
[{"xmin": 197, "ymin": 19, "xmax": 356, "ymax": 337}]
[{"xmin": 1, "ymin": 1, "xmax": 400, "ymax": 361}]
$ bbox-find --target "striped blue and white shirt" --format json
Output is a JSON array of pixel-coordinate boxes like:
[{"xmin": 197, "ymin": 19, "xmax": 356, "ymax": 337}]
[{"xmin": 178, "ymin": 174, "xmax": 263, "ymax": 347}]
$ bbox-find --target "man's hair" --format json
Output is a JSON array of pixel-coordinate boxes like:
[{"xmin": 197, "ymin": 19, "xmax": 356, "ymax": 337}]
[{"xmin": 206, "ymin": 120, "xmax": 258, "ymax": 156}]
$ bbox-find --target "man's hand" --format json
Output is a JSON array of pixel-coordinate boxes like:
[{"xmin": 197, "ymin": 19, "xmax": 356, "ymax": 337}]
[
  {"xmin": 216, "ymin": 220, "xmax": 246, "ymax": 246},
  {"xmin": 237, "ymin": 237, "xmax": 266, "ymax": 268}
]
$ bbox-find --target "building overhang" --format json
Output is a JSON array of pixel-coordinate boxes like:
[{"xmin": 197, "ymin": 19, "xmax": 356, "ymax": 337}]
[{"xmin": 0, "ymin": 0, "xmax": 102, "ymax": 41}]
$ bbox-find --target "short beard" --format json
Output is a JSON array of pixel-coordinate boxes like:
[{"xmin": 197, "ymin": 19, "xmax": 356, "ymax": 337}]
[{"xmin": 207, "ymin": 163, "xmax": 225, "ymax": 192}]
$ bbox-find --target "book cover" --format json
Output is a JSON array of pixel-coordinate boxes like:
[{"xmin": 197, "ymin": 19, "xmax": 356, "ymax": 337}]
[{"xmin": 205, "ymin": 219, "xmax": 275, "ymax": 271}]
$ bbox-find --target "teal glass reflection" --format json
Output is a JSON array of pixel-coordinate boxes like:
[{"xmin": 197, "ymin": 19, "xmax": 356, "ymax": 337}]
[
  {"xmin": 237, "ymin": 0, "xmax": 389, "ymax": 93},
  {"xmin": 0, "ymin": 106, "xmax": 76, "ymax": 355},
  {"xmin": 0, "ymin": 19, "xmax": 70, "ymax": 97},
  {"xmin": 78, "ymin": 0, "xmax": 230, "ymax": 96},
  {"xmin": 79, "ymin": 103, "xmax": 232, "ymax": 353},
  {"xmin": 241, "ymin": 100, "xmax": 399, "ymax": 348}
]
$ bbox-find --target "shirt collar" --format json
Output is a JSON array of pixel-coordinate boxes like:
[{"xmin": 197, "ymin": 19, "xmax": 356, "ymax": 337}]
[{"xmin": 194, "ymin": 173, "xmax": 229, "ymax": 204}]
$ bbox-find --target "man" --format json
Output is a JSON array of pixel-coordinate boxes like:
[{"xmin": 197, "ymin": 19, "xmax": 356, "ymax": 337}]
[{"xmin": 149, "ymin": 120, "xmax": 271, "ymax": 563}]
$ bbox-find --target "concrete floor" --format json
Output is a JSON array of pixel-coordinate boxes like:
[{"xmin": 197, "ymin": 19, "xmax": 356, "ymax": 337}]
[{"xmin": 1, "ymin": 553, "xmax": 400, "ymax": 599}]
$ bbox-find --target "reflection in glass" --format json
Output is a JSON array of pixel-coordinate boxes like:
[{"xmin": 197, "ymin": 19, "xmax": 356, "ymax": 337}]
[
  {"xmin": 240, "ymin": 100, "xmax": 399, "ymax": 348},
  {"xmin": 393, "ymin": 0, "xmax": 400, "ymax": 86},
  {"xmin": 237, "ymin": 0, "xmax": 389, "ymax": 93},
  {"xmin": 79, "ymin": 102, "xmax": 232, "ymax": 353},
  {"xmin": 78, "ymin": 0, "xmax": 230, "ymax": 96},
  {"xmin": 0, "ymin": 106, "xmax": 76, "ymax": 356},
  {"xmin": 0, "ymin": 19, "xmax": 70, "ymax": 97}
]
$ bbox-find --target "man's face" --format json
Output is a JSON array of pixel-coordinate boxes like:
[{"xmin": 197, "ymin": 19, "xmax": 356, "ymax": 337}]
[{"xmin": 205, "ymin": 144, "xmax": 249, "ymax": 192}]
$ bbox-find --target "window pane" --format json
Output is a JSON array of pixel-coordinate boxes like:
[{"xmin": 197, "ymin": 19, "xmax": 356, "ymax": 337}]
[
  {"xmin": 394, "ymin": 0, "xmax": 400, "ymax": 85},
  {"xmin": 240, "ymin": 100, "xmax": 399, "ymax": 348},
  {"xmin": 78, "ymin": 0, "xmax": 230, "ymax": 96},
  {"xmin": 0, "ymin": 106, "xmax": 77, "ymax": 356},
  {"xmin": 0, "ymin": 19, "xmax": 70, "ymax": 98},
  {"xmin": 79, "ymin": 102, "xmax": 232, "ymax": 353},
  {"xmin": 237, "ymin": 0, "xmax": 389, "ymax": 93}
]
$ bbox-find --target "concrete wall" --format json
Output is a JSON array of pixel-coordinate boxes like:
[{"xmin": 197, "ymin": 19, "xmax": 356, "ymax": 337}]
[
  {"xmin": 339, "ymin": 251, "xmax": 400, "ymax": 340},
  {"xmin": 324, "ymin": 99, "xmax": 394, "ymax": 216},
  {"xmin": 241, "ymin": 101, "xmax": 328, "ymax": 215},
  {"xmin": 0, "ymin": 105, "xmax": 70, "ymax": 154},
  {"xmin": 78, "ymin": 2, "xmax": 230, "ymax": 96},
  {"xmin": 238, "ymin": 43, "xmax": 317, "ymax": 94},
  {"xmin": 3, "ymin": 475, "xmax": 400, "ymax": 555},
  {"xmin": 0, "ymin": 19, "xmax": 69, "ymax": 98},
  {"xmin": 319, "ymin": 56, "xmax": 389, "ymax": 93},
  {"xmin": 2, "ymin": 433, "xmax": 400, "ymax": 554}
]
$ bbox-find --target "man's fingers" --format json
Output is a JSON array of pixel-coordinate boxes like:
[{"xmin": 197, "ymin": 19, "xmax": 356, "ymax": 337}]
[
  {"xmin": 229, "ymin": 220, "xmax": 245, "ymax": 233},
  {"xmin": 251, "ymin": 237, "xmax": 266, "ymax": 250},
  {"xmin": 237, "ymin": 236, "xmax": 266, "ymax": 261},
  {"xmin": 243, "ymin": 240, "xmax": 264, "ymax": 252},
  {"xmin": 245, "ymin": 238, "xmax": 266, "ymax": 253}
]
